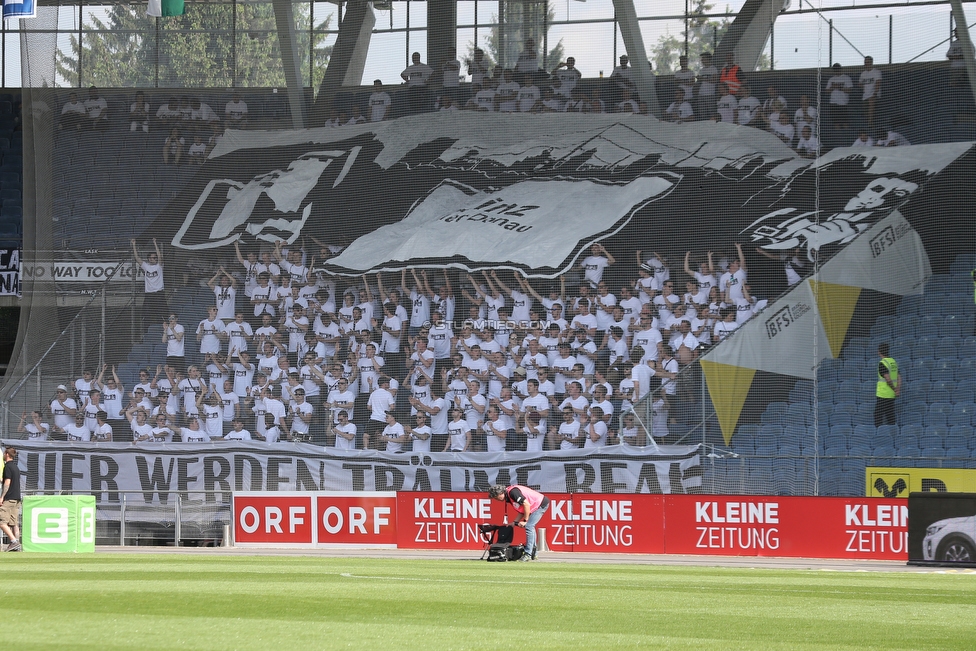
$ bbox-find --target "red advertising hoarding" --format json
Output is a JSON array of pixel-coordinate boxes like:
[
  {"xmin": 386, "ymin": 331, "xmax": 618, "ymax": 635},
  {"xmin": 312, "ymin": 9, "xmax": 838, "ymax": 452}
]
[
  {"xmin": 234, "ymin": 492, "xmax": 908, "ymax": 560},
  {"xmin": 663, "ymin": 496, "xmax": 908, "ymax": 560},
  {"xmin": 316, "ymin": 494, "xmax": 397, "ymax": 547},
  {"xmin": 233, "ymin": 493, "xmax": 315, "ymax": 546},
  {"xmin": 233, "ymin": 492, "xmax": 397, "ymax": 547}
]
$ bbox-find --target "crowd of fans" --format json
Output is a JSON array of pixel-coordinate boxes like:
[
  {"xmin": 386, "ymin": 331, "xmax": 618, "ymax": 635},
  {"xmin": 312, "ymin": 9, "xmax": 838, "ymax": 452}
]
[
  {"xmin": 59, "ymin": 86, "xmax": 250, "ymax": 165},
  {"xmin": 55, "ymin": 36, "xmax": 927, "ymax": 166},
  {"xmin": 21, "ymin": 237, "xmax": 784, "ymax": 452}
]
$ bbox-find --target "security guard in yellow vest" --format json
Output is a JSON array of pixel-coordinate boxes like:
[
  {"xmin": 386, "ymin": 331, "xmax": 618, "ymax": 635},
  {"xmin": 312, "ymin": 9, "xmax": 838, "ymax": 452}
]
[{"xmin": 874, "ymin": 342, "xmax": 900, "ymax": 426}]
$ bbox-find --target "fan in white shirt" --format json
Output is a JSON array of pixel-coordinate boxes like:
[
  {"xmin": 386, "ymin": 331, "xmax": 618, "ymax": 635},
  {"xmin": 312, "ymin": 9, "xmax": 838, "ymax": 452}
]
[
  {"xmin": 796, "ymin": 126, "xmax": 821, "ymax": 158},
  {"xmin": 368, "ymin": 80, "xmax": 392, "ymax": 122}
]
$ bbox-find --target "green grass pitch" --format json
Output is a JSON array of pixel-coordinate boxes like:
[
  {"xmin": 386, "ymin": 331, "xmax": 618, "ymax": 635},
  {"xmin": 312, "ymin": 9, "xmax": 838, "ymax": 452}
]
[{"xmin": 1, "ymin": 555, "xmax": 974, "ymax": 650}]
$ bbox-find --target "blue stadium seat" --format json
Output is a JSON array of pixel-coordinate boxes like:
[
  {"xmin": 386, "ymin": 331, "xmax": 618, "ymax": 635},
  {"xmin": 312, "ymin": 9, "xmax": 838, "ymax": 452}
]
[
  {"xmin": 933, "ymin": 357, "xmax": 960, "ymax": 372},
  {"xmin": 828, "ymin": 412, "xmax": 852, "ymax": 428},
  {"xmin": 833, "ymin": 402, "xmax": 858, "ymax": 414},
  {"xmin": 896, "ymin": 296, "xmax": 922, "ymax": 316},
  {"xmin": 921, "ymin": 446, "xmax": 946, "ymax": 459},
  {"xmin": 755, "ymin": 440, "xmax": 777, "ymax": 456},
  {"xmin": 899, "ymin": 411, "xmax": 923, "ymax": 427},
  {"xmin": 778, "ymin": 439, "xmax": 801, "ymax": 457},
  {"xmin": 919, "ymin": 314, "xmax": 942, "ymax": 333},
  {"xmin": 946, "ymin": 425, "xmax": 973, "ymax": 449},
  {"xmin": 929, "ymin": 401, "xmax": 954, "ymax": 415},
  {"xmin": 928, "ymin": 389, "xmax": 951, "ymax": 404},
  {"xmin": 852, "ymin": 405, "xmax": 874, "ymax": 426},
  {"xmin": 875, "ymin": 425, "xmax": 897, "ymax": 447},
  {"xmin": 788, "ymin": 401, "xmax": 811, "ymax": 416},
  {"xmin": 895, "ymin": 433, "xmax": 919, "ymax": 451},
  {"xmin": 817, "ymin": 401, "xmax": 834, "ymax": 417},
  {"xmin": 766, "ymin": 402, "xmax": 788, "ymax": 415},
  {"xmin": 761, "ymin": 411, "xmax": 784, "ymax": 426},
  {"xmin": 947, "ymin": 447, "xmax": 970, "ymax": 460},
  {"xmin": 895, "ymin": 446, "xmax": 921, "ymax": 459},
  {"xmin": 948, "ymin": 411, "xmax": 972, "ymax": 427},
  {"xmin": 951, "ymin": 389, "xmax": 975, "ymax": 405},
  {"xmin": 740, "ymin": 422, "xmax": 759, "ymax": 439},
  {"xmin": 906, "ymin": 380, "xmax": 930, "ymax": 399},
  {"xmin": 920, "ymin": 433, "xmax": 945, "ymax": 449},
  {"xmin": 872, "ymin": 445, "xmax": 896, "ymax": 458}
]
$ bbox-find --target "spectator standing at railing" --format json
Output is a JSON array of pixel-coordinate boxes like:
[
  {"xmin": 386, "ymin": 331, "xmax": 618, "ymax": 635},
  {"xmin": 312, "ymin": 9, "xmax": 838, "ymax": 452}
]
[
  {"xmin": 467, "ymin": 48, "xmax": 490, "ymax": 86},
  {"xmin": 60, "ymin": 91, "xmax": 86, "ymax": 130},
  {"xmin": 401, "ymin": 51, "xmax": 434, "ymax": 115},
  {"xmin": 875, "ymin": 127, "xmax": 910, "ymax": 147},
  {"xmin": 495, "ymin": 69, "xmax": 520, "ymax": 113},
  {"xmin": 518, "ymin": 75, "xmax": 542, "ymax": 113},
  {"xmin": 130, "ymin": 90, "xmax": 150, "ymax": 133},
  {"xmin": 716, "ymin": 83, "xmax": 737, "ymax": 123},
  {"xmin": 609, "ymin": 54, "xmax": 637, "ymax": 108},
  {"xmin": 859, "ymin": 56, "xmax": 882, "ymax": 128},
  {"xmin": 132, "ymin": 238, "xmax": 167, "ymax": 328},
  {"xmin": 794, "ymin": 94, "xmax": 817, "ymax": 136},
  {"xmin": 719, "ymin": 54, "xmax": 743, "ymax": 96},
  {"xmin": 769, "ymin": 111, "xmax": 795, "ymax": 146},
  {"xmin": 617, "ymin": 88, "xmax": 640, "ymax": 113},
  {"xmin": 368, "ymin": 80, "xmax": 392, "ymax": 122},
  {"xmin": 162, "ymin": 313, "xmax": 186, "ymax": 374},
  {"xmin": 675, "ymin": 55, "xmax": 695, "ymax": 104},
  {"xmin": 874, "ymin": 342, "xmax": 900, "ymax": 426},
  {"xmin": 516, "ymin": 38, "xmax": 541, "ymax": 78},
  {"xmin": 664, "ymin": 89, "xmax": 694, "ymax": 123},
  {"xmin": 697, "ymin": 52, "xmax": 718, "ymax": 120},
  {"xmin": 84, "ymin": 86, "xmax": 108, "ymax": 130},
  {"xmin": 852, "ymin": 130, "xmax": 875, "ymax": 147},
  {"xmin": 187, "ymin": 135, "xmax": 207, "ymax": 164},
  {"xmin": 825, "ymin": 63, "xmax": 852, "ymax": 129},
  {"xmin": 796, "ymin": 125, "xmax": 821, "ymax": 158},
  {"xmin": 441, "ymin": 46, "xmax": 462, "ymax": 100},
  {"xmin": 736, "ymin": 86, "xmax": 761, "ymax": 127},
  {"xmin": 225, "ymin": 92, "xmax": 248, "ymax": 128},
  {"xmin": 155, "ymin": 96, "xmax": 181, "ymax": 128},
  {"xmin": 162, "ymin": 128, "xmax": 184, "ymax": 165},
  {"xmin": 18, "ymin": 411, "xmax": 50, "ymax": 441},
  {"xmin": 761, "ymin": 85, "xmax": 787, "ymax": 123},
  {"xmin": 552, "ymin": 57, "xmax": 583, "ymax": 101}
]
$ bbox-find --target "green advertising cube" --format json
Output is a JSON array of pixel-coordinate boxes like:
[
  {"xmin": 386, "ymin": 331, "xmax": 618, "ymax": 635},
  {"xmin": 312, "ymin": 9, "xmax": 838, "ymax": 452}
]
[{"xmin": 23, "ymin": 495, "xmax": 96, "ymax": 553}]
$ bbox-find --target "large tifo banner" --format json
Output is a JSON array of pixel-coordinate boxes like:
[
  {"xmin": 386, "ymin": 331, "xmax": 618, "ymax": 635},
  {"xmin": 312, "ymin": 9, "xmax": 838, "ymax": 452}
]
[
  {"xmin": 234, "ymin": 491, "xmax": 908, "ymax": 560},
  {"xmin": 8, "ymin": 440, "xmax": 703, "ymax": 495},
  {"xmin": 154, "ymin": 112, "xmax": 972, "ymax": 277}
]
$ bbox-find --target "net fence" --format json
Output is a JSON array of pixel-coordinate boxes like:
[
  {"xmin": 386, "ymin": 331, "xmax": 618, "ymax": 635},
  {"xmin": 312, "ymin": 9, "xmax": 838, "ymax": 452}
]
[{"xmin": 1, "ymin": 0, "xmax": 975, "ymax": 501}]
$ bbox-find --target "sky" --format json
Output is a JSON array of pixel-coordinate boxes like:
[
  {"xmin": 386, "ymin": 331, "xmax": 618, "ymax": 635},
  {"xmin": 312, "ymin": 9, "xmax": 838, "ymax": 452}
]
[{"xmin": 0, "ymin": 0, "xmax": 969, "ymax": 88}]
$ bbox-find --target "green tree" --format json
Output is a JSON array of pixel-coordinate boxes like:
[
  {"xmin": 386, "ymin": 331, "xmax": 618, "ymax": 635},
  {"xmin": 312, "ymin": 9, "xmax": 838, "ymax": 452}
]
[
  {"xmin": 651, "ymin": 0, "xmax": 771, "ymax": 74},
  {"xmin": 462, "ymin": 6, "xmax": 564, "ymax": 77},
  {"xmin": 56, "ymin": 3, "xmax": 333, "ymax": 89}
]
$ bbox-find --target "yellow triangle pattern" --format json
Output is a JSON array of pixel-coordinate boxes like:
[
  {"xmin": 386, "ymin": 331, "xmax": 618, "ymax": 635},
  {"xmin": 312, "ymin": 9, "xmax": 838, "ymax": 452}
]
[
  {"xmin": 810, "ymin": 280, "xmax": 862, "ymax": 359},
  {"xmin": 701, "ymin": 360, "xmax": 756, "ymax": 446}
]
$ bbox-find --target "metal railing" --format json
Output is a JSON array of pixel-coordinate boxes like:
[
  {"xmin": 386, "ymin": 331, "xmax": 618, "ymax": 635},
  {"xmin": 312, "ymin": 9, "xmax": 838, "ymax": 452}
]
[{"xmin": 26, "ymin": 489, "xmax": 233, "ymax": 547}]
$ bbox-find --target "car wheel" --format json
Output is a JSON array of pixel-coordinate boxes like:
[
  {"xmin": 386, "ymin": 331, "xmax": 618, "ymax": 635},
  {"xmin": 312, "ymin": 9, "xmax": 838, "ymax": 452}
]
[{"xmin": 939, "ymin": 537, "xmax": 976, "ymax": 563}]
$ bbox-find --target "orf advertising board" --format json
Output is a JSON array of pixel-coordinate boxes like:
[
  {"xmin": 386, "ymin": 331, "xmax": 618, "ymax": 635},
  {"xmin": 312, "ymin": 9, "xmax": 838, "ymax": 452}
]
[{"xmin": 233, "ymin": 492, "xmax": 396, "ymax": 547}]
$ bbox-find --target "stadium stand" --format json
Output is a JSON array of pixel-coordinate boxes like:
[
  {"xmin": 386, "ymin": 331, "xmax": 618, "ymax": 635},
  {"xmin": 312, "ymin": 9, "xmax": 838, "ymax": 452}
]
[{"xmin": 726, "ymin": 255, "xmax": 976, "ymax": 497}]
